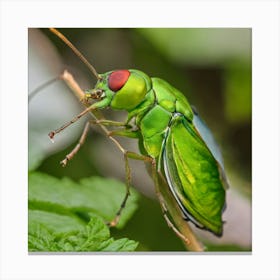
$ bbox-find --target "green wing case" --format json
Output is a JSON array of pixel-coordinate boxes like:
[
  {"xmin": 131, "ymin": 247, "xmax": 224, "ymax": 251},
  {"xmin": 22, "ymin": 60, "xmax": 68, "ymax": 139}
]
[{"xmin": 163, "ymin": 114, "xmax": 226, "ymax": 236}]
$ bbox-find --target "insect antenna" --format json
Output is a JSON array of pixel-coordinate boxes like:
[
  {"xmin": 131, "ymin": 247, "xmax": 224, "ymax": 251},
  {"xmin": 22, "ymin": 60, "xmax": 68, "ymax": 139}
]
[{"xmin": 49, "ymin": 28, "xmax": 101, "ymax": 80}]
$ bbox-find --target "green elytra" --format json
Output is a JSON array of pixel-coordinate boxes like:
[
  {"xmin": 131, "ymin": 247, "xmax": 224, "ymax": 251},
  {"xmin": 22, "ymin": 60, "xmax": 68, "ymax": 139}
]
[{"xmin": 82, "ymin": 69, "xmax": 228, "ymax": 236}]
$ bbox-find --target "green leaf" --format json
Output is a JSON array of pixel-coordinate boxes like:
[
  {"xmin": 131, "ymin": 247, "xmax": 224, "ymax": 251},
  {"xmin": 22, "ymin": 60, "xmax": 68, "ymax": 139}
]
[
  {"xmin": 29, "ymin": 210, "xmax": 85, "ymax": 233},
  {"xmin": 29, "ymin": 213, "xmax": 138, "ymax": 252},
  {"xmin": 29, "ymin": 172, "xmax": 139, "ymax": 228},
  {"xmin": 29, "ymin": 223, "xmax": 58, "ymax": 251},
  {"xmin": 101, "ymin": 238, "xmax": 139, "ymax": 252}
]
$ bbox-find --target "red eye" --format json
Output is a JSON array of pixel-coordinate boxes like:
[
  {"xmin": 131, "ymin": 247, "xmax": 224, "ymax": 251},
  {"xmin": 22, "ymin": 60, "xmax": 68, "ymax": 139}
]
[{"xmin": 108, "ymin": 70, "xmax": 130, "ymax": 92}]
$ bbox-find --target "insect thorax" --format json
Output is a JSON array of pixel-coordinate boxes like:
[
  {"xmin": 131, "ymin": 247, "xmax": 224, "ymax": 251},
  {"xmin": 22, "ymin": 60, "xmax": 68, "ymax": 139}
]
[{"xmin": 130, "ymin": 77, "xmax": 193, "ymax": 158}]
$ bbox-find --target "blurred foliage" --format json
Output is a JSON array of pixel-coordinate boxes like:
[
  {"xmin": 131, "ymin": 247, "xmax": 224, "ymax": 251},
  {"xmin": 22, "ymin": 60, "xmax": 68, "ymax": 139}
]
[
  {"xmin": 29, "ymin": 172, "xmax": 139, "ymax": 229},
  {"xmin": 29, "ymin": 28, "xmax": 251, "ymax": 251}
]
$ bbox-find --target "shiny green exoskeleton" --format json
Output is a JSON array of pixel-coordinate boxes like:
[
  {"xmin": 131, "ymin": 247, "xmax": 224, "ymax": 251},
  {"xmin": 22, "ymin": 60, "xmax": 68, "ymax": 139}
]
[{"xmin": 84, "ymin": 69, "xmax": 229, "ymax": 236}]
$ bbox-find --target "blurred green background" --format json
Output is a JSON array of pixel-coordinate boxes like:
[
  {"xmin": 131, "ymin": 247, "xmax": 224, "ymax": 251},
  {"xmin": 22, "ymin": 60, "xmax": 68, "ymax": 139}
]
[{"xmin": 28, "ymin": 28, "xmax": 251, "ymax": 251}]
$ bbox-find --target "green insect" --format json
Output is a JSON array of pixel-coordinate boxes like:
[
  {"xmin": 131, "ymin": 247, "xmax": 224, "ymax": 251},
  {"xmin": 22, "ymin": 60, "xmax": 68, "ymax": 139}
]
[{"xmin": 44, "ymin": 28, "xmax": 229, "ymax": 249}]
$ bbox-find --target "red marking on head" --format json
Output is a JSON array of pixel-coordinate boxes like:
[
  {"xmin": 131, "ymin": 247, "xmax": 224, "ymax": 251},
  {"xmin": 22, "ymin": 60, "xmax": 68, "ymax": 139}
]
[{"xmin": 108, "ymin": 70, "xmax": 130, "ymax": 92}]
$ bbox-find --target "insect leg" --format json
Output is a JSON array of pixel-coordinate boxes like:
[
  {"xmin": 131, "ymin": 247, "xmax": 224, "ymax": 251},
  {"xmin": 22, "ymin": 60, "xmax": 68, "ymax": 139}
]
[
  {"xmin": 79, "ymin": 121, "xmax": 151, "ymax": 227},
  {"xmin": 150, "ymin": 159, "xmax": 190, "ymax": 245},
  {"xmin": 48, "ymin": 106, "xmax": 93, "ymax": 140},
  {"xmin": 57, "ymin": 117, "xmax": 146, "ymax": 226},
  {"xmin": 90, "ymin": 119, "xmax": 131, "ymax": 128},
  {"xmin": 59, "ymin": 119, "xmax": 136, "ymax": 168},
  {"xmin": 60, "ymin": 121, "xmax": 91, "ymax": 167},
  {"xmin": 107, "ymin": 152, "xmax": 131, "ymax": 227},
  {"xmin": 108, "ymin": 150, "xmax": 153, "ymax": 227},
  {"xmin": 162, "ymin": 210, "xmax": 190, "ymax": 245}
]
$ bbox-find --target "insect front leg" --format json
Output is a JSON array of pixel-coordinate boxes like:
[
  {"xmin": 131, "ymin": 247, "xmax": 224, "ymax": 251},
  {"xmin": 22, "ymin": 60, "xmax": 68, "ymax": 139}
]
[
  {"xmin": 48, "ymin": 98, "xmax": 110, "ymax": 141},
  {"xmin": 60, "ymin": 119, "xmax": 134, "ymax": 167},
  {"xmin": 64, "ymin": 121, "xmax": 149, "ymax": 227},
  {"xmin": 60, "ymin": 121, "xmax": 91, "ymax": 167}
]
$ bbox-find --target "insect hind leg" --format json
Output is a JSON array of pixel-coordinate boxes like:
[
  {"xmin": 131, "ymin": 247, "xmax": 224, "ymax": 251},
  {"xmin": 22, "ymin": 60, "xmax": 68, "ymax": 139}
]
[{"xmin": 150, "ymin": 160, "xmax": 191, "ymax": 245}]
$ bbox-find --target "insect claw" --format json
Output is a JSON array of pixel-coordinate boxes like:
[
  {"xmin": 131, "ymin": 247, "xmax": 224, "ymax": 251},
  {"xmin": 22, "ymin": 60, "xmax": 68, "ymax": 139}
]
[
  {"xmin": 109, "ymin": 221, "xmax": 117, "ymax": 227},
  {"xmin": 106, "ymin": 221, "xmax": 115, "ymax": 227},
  {"xmin": 48, "ymin": 131, "xmax": 55, "ymax": 140},
  {"xmin": 106, "ymin": 216, "xmax": 120, "ymax": 228},
  {"xmin": 80, "ymin": 95, "xmax": 90, "ymax": 105},
  {"xmin": 183, "ymin": 237, "xmax": 191, "ymax": 245},
  {"xmin": 60, "ymin": 158, "xmax": 68, "ymax": 167}
]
